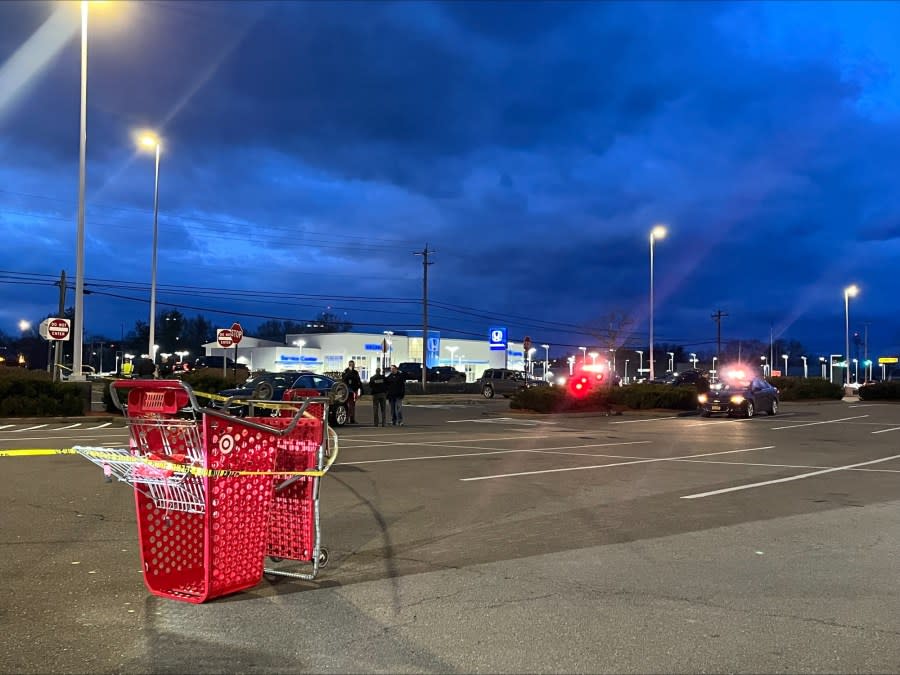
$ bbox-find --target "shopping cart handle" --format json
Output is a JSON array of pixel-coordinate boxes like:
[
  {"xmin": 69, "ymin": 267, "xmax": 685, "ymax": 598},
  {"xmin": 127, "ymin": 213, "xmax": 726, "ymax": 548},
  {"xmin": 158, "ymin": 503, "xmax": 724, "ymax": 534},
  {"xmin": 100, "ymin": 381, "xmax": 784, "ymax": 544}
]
[{"xmin": 110, "ymin": 379, "xmax": 202, "ymax": 415}]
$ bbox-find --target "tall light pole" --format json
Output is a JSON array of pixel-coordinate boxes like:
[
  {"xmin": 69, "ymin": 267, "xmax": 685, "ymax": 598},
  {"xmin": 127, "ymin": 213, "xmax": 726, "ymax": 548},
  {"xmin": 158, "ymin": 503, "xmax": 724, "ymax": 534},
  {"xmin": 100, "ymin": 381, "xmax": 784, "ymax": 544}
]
[
  {"xmin": 446, "ymin": 345, "xmax": 458, "ymax": 368},
  {"xmin": 689, "ymin": 352, "xmax": 698, "ymax": 369},
  {"xmin": 138, "ymin": 132, "xmax": 162, "ymax": 365},
  {"xmin": 579, "ymin": 346, "xmax": 587, "ymax": 365},
  {"xmin": 72, "ymin": 0, "xmax": 91, "ymax": 380},
  {"xmin": 761, "ymin": 355, "xmax": 768, "ymax": 376},
  {"xmin": 293, "ymin": 339, "xmax": 306, "ymax": 364},
  {"xmin": 712, "ymin": 356, "xmax": 718, "ymax": 379},
  {"xmin": 801, "ymin": 355, "xmax": 808, "ymax": 378},
  {"xmin": 819, "ymin": 356, "xmax": 826, "ymax": 379},
  {"xmin": 829, "ymin": 354, "xmax": 841, "ymax": 383},
  {"xmin": 844, "ymin": 284, "xmax": 859, "ymax": 386},
  {"xmin": 588, "ymin": 351, "xmax": 598, "ymax": 366},
  {"xmin": 541, "ymin": 343, "xmax": 549, "ymax": 380},
  {"xmin": 624, "ymin": 359, "xmax": 629, "ymax": 384},
  {"xmin": 648, "ymin": 224, "xmax": 667, "ymax": 381},
  {"xmin": 667, "ymin": 351, "xmax": 675, "ymax": 373},
  {"xmin": 636, "ymin": 350, "xmax": 644, "ymax": 377},
  {"xmin": 782, "ymin": 353, "xmax": 789, "ymax": 377}
]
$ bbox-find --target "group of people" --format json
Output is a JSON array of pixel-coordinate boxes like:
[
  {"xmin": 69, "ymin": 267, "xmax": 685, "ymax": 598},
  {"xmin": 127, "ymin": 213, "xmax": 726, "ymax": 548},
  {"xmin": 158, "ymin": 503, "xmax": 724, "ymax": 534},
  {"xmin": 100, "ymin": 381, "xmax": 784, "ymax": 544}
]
[{"xmin": 340, "ymin": 361, "xmax": 406, "ymax": 426}]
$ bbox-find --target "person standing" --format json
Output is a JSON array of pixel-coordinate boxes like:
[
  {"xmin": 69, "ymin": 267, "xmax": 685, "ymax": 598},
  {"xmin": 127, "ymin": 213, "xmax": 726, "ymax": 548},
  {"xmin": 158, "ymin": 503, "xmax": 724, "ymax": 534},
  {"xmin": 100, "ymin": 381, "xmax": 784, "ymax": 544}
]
[
  {"xmin": 369, "ymin": 367, "xmax": 387, "ymax": 427},
  {"xmin": 386, "ymin": 363, "xmax": 406, "ymax": 426},
  {"xmin": 341, "ymin": 360, "xmax": 363, "ymax": 424}
]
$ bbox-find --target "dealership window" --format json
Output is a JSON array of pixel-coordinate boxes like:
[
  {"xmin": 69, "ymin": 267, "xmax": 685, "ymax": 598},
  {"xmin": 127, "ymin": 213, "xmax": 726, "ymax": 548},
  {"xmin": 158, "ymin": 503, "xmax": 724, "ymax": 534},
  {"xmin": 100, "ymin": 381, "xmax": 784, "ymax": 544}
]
[{"xmin": 324, "ymin": 355, "xmax": 343, "ymax": 374}]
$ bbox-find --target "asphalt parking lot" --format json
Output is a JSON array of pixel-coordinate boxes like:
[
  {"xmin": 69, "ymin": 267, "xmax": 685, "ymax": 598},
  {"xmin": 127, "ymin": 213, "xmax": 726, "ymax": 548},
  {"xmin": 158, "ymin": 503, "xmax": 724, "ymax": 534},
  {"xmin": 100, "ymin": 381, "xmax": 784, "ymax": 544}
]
[{"xmin": 1, "ymin": 398, "xmax": 899, "ymax": 673}]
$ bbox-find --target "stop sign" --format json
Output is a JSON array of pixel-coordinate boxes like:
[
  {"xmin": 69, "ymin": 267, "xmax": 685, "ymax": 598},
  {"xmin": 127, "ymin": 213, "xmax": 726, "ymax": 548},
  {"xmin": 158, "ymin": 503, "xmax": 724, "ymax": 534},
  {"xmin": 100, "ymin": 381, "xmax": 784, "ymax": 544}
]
[
  {"xmin": 48, "ymin": 318, "xmax": 70, "ymax": 341},
  {"xmin": 230, "ymin": 322, "xmax": 244, "ymax": 345},
  {"xmin": 523, "ymin": 335, "xmax": 532, "ymax": 351},
  {"xmin": 216, "ymin": 329, "xmax": 234, "ymax": 348}
]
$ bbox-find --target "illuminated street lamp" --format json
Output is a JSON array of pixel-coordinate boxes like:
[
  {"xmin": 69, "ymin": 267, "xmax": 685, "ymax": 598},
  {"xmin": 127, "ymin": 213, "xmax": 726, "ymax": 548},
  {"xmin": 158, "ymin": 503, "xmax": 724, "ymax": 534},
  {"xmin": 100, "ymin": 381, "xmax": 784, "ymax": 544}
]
[
  {"xmin": 689, "ymin": 352, "xmax": 698, "ymax": 369},
  {"xmin": 527, "ymin": 347, "xmax": 537, "ymax": 376},
  {"xmin": 648, "ymin": 224, "xmax": 667, "ymax": 381},
  {"xmin": 801, "ymin": 355, "xmax": 808, "ymax": 378},
  {"xmin": 760, "ymin": 355, "xmax": 768, "ymax": 376},
  {"xmin": 588, "ymin": 351, "xmax": 598, "ymax": 366},
  {"xmin": 541, "ymin": 343, "xmax": 550, "ymax": 380},
  {"xmin": 18, "ymin": 319, "xmax": 31, "ymax": 333},
  {"xmin": 579, "ymin": 346, "xmax": 587, "ymax": 365},
  {"xmin": 636, "ymin": 350, "xmax": 644, "ymax": 376},
  {"xmin": 667, "ymin": 351, "xmax": 675, "ymax": 373},
  {"xmin": 852, "ymin": 358, "xmax": 859, "ymax": 383},
  {"xmin": 446, "ymin": 345, "xmax": 458, "ymax": 368},
  {"xmin": 711, "ymin": 356, "xmax": 718, "ymax": 379},
  {"xmin": 844, "ymin": 284, "xmax": 859, "ymax": 386},
  {"xmin": 292, "ymin": 339, "xmax": 306, "ymax": 362},
  {"xmin": 137, "ymin": 131, "xmax": 162, "ymax": 364},
  {"xmin": 782, "ymin": 353, "xmax": 789, "ymax": 377},
  {"xmin": 567, "ymin": 355, "xmax": 575, "ymax": 375},
  {"xmin": 819, "ymin": 356, "xmax": 826, "ymax": 379}
]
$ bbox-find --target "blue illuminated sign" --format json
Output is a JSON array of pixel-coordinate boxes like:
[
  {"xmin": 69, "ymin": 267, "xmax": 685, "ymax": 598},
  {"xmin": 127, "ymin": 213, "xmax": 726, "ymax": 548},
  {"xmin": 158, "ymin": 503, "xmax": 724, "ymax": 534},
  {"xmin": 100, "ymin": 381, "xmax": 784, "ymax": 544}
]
[
  {"xmin": 364, "ymin": 343, "xmax": 382, "ymax": 351},
  {"xmin": 489, "ymin": 326, "xmax": 507, "ymax": 351}
]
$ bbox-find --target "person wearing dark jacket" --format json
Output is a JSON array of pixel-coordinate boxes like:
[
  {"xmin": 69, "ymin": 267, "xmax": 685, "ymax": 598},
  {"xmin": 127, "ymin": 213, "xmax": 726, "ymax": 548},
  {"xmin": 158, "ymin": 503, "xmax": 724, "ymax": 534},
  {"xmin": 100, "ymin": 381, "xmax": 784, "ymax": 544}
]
[
  {"xmin": 369, "ymin": 368, "xmax": 387, "ymax": 427},
  {"xmin": 342, "ymin": 360, "xmax": 363, "ymax": 424},
  {"xmin": 385, "ymin": 364, "xmax": 406, "ymax": 426}
]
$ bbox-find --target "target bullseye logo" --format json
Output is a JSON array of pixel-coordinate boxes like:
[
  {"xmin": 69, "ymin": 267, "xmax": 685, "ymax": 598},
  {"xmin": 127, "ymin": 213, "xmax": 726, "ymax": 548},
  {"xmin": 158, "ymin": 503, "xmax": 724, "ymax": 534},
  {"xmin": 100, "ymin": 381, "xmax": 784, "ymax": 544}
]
[{"xmin": 219, "ymin": 434, "xmax": 235, "ymax": 454}]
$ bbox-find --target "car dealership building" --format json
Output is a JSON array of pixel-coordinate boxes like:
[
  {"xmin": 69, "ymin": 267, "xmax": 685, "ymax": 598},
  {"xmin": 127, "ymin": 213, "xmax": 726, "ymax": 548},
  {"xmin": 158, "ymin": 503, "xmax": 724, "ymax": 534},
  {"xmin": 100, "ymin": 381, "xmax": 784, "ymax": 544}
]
[{"xmin": 202, "ymin": 329, "xmax": 528, "ymax": 382}]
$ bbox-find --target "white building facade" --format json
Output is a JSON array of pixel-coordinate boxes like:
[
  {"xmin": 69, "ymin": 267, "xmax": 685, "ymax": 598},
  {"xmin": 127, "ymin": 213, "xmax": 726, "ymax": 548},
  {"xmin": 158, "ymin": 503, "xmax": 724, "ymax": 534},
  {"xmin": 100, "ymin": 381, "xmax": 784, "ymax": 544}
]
[{"xmin": 202, "ymin": 330, "xmax": 528, "ymax": 382}]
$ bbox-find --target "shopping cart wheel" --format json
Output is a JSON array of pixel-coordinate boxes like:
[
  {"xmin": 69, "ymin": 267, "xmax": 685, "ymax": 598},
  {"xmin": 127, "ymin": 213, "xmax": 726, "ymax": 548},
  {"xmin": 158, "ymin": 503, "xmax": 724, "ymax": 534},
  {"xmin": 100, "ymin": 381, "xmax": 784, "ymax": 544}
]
[
  {"xmin": 268, "ymin": 556, "xmax": 283, "ymax": 563},
  {"xmin": 318, "ymin": 548, "xmax": 329, "ymax": 567}
]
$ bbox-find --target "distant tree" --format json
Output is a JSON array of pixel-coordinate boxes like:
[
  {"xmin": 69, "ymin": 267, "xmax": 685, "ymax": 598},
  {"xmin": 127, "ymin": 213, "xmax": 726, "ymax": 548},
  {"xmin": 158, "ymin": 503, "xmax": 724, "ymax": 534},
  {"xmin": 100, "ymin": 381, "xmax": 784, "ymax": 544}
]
[
  {"xmin": 255, "ymin": 320, "xmax": 287, "ymax": 342},
  {"xmin": 180, "ymin": 315, "xmax": 215, "ymax": 357},
  {"xmin": 585, "ymin": 310, "xmax": 636, "ymax": 351},
  {"xmin": 294, "ymin": 311, "xmax": 353, "ymax": 334}
]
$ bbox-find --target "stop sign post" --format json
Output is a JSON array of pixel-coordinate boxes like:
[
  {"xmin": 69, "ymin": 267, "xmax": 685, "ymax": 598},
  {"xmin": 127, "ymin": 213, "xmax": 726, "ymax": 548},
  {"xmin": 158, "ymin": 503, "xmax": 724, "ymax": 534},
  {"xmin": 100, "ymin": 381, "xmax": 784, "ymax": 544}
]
[{"xmin": 229, "ymin": 323, "xmax": 243, "ymax": 378}]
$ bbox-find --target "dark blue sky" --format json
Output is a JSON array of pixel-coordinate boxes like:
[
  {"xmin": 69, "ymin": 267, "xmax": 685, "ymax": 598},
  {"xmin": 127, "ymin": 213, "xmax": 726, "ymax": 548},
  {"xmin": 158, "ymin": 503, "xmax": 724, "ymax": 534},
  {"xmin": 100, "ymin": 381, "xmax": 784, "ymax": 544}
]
[{"xmin": 1, "ymin": 1, "xmax": 899, "ymax": 358}]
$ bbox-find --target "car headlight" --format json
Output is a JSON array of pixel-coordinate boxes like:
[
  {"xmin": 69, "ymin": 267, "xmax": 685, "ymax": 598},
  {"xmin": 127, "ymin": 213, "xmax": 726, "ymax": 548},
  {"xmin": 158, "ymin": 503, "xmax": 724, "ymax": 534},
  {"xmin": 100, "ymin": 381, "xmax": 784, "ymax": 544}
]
[
  {"xmin": 556, "ymin": 376, "xmax": 567, "ymax": 386},
  {"xmin": 730, "ymin": 395, "xmax": 745, "ymax": 404},
  {"xmin": 697, "ymin": 393, "xmax": 708, "ymax": 404}
]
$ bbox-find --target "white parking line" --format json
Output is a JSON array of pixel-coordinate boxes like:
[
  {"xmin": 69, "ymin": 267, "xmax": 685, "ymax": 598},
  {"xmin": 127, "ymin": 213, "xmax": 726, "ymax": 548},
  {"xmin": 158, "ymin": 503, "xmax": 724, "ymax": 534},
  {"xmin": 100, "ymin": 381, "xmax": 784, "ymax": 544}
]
[
  {"xmin": 611, "ymin": 416, "xmax": 678, "ymax": 424},
  {"xmin": 0, "ymin": 424, "xmax": 13, "ymax": 430},
  {"xmin": 447, "ymin": 417, "xmax": 558, "ymax": 426},
  {"xmin": 92, "ymin": 422, "xmax": 112, "ymax": 429},
  {"xmin": 681, "ymin": 453, "xmax": 900, "ymax": 499},
  {"xmin": 19, "ymin": 424, "xmax": 48, "ymax": 431},
  {"xmin": 345, "ymin": 440, "xmax": 652, "ymax": 465},
  {"xmin": 872, "ymin": 426, "xmax": 900, "ymax": 435},
  {"xmin": 57, "ymin": 423, "xmax": 82, "ymax": 430},
  {"xmin": 461, "ymin": 446, "xmax": 775, "ymax": 482},
  {"xmin": 848, "ymin": 404, "xmax": 878, "ymax": 408},
  {"xmin": 771, "ymin": 415, "xmax": 869, "ymax": 430}
]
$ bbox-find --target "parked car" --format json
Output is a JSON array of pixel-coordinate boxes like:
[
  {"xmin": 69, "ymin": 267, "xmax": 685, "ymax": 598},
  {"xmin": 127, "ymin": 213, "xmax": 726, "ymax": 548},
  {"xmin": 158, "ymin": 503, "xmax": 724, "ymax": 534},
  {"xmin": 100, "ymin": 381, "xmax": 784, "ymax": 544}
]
[
  {"xmin": 427, "ymin": 366, "xmax": 466, "ymax": 383},
  {"xmin": 0, "ymin": 346, "xmax": 26, "ymax": 368},
  {"xmin": 395, "ymin": 362, "xmax": 466, "ymax": 383},
  {"xmin": 478, "ymin": 368, "xmax": 549, "ymax": 398},
  {"xmin": 212, "ymin": 371, "xmax": 307, "ymax": 414},
  {"xmin": 698, "ymin": 375, "xmax": 779, "ymax": 418},
  {"xmin": 669, "ymin": 369, "xmax": 710, "ymax": 392},
  {"xmin": 281, "ymin": 373, "xmax": 351, "ymax": 426}
]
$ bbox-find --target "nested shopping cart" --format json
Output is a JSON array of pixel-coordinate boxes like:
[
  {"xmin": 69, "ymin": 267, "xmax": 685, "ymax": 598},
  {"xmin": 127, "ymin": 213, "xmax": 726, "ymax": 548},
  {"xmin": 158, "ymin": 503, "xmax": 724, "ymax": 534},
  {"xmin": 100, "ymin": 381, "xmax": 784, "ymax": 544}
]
[
  {"xmin": 264, "ymin": 392, "xmax": 339, "ymax": 580},
  {"xmin": 75, "ymin": 379, "xmax": 336, "ymax": 603}
]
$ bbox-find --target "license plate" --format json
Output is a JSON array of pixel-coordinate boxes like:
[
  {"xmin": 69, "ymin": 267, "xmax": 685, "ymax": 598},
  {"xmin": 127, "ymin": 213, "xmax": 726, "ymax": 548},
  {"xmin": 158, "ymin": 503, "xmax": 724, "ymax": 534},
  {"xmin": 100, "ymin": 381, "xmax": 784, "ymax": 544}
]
[{"xmin": 711, "ymin": 405, "xmax": 721, "ymax": 411}]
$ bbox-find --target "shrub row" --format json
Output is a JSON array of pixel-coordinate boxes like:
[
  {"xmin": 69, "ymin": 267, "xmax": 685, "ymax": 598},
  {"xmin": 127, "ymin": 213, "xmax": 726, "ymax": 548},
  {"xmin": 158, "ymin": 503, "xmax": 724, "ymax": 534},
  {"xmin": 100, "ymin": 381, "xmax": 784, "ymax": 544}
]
[
  {"xmin": 0, "ymin": 368, "xmax": 85, "ymax": 417},
  {"xmin": 767, "ymin": 376, "xmax": 843, "ymax": 401},
  {"xmin": 511, "ymin": 384, "xmax": 699, "ymax": 414},
  {"xmin": 859, "ymin": 382, "xmax": 900, "ymax": 401}
]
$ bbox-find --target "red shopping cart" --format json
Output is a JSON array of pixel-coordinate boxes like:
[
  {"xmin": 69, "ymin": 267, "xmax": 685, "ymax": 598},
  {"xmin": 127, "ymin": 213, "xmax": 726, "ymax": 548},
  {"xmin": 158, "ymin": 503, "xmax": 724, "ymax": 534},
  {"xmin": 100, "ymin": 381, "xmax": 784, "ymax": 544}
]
[
  {"xmin": 76, "ymin": 380, "xmax": 330, "ymax": 603},
  {"xmin": 264, "ymin": 393, "xmax": 338, "ymax": 580}
]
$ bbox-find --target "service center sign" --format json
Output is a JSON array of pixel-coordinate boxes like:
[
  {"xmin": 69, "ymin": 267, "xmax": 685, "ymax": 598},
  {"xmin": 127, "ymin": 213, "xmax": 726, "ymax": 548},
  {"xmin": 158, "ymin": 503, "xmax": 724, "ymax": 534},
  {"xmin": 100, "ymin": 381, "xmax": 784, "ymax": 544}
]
[{"xmin": 489, "ymin": 326, "xmax": 507, "ymax": 351}]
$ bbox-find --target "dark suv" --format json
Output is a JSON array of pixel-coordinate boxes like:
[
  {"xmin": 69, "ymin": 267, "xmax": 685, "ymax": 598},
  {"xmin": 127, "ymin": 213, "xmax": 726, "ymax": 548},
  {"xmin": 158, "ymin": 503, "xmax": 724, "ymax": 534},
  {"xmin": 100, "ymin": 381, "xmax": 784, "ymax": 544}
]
[{"xmin": 477, "ymin": 368, "xmax": 548, "ymax": 398}]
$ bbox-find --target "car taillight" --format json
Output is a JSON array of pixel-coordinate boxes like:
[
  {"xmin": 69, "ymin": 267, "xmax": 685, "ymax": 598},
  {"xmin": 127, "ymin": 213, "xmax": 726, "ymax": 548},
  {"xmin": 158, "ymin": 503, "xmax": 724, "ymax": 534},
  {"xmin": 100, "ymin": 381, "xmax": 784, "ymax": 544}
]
[{"xmin": 697, "ymin": 393, "xmax": 708, "ymax": 404}]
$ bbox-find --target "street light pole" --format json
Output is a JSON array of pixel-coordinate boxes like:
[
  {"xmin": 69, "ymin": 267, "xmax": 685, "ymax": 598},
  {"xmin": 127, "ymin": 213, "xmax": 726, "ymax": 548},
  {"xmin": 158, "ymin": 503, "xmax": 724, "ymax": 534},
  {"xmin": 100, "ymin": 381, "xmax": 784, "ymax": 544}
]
[
  {"xmin": 667, "ymin": 351, "xmax": 675, "ymax": 373},
  {"xmin": 139, "ymin": 135, "xmax": 162, "ymax": 365},
  {"xmin": 801, "ymin": 355, "xmax": 808, "ymax": 378},
  {"xmin": 649, "ymin": 225, "xmax": 667, "ymax": 382},
  {"xmin": 844, "ymin": 285, "xmax": 859, "ymax": 386},
  {"xmin": 541, "ymin": 343, "xmax": 549, "ymax": 381},
  {"xmin": 636, "ymin": 350, "xmax": 643, "ymax": 377},
  {"xmin": 72, "ymin": 0, "xmax": 90, "ymax": 381},
  {"xmin": 782, "ymin": 353, "xmax": 789, "ymax": 377},
  {"xmin": 579, "ymin": 346, "xmax": 587, "ymax": 366}
]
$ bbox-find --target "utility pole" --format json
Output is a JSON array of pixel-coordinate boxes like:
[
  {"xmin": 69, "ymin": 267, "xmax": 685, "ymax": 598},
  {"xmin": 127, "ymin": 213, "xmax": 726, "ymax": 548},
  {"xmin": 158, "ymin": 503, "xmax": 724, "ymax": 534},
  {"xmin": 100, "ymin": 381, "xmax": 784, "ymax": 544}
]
[
  {"xmin": 711, "ymin": 309, "xmax": 728, "ymax": 367},
  {"xmin": 53, "ymin": 270, "xmax": 66, "ymax": 381},
  {"xmin": 863, "ymin": 323, "xmax": 870, "ymax": 381},
  {"xmin": 414, "ymin": 244, "xmax": 434, "ymax": 392}
]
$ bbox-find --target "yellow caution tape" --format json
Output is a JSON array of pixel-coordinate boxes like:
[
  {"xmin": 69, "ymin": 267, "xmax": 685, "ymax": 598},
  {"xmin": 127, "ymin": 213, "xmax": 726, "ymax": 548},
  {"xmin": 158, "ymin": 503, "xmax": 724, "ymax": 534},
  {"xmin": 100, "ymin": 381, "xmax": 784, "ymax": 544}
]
[{"xmin": 0, "ymin": 439, "xmax": 338, "ymax": 479}]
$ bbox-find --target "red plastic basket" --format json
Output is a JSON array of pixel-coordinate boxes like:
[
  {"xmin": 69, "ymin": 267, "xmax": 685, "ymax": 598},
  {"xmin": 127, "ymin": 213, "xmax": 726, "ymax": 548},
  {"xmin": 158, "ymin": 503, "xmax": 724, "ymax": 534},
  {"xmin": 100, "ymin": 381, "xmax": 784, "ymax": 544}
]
[
  {"xmin": 265, "ymin": 407, "xmax": 325, "ymax": 565},
  {"xmin": 134, "ymin": 413, "xmax": 279, "ymax": 603}
]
